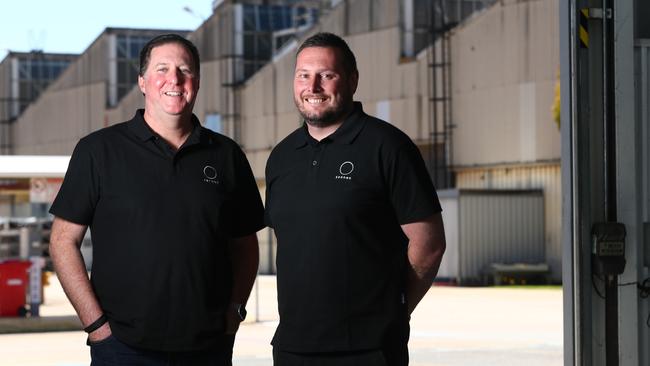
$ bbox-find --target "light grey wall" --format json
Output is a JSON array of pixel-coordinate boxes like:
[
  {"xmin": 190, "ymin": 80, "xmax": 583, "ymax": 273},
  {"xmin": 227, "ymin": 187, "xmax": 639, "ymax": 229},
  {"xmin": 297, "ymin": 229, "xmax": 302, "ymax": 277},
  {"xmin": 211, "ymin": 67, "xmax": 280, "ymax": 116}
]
[
  {"xmin": 450, "ymin": 0, "xmax": 560, "ymax": 166},
  {"xmin": 13, "ymin": 82, "xmax": 106, "ymax": 155},
  {"xmin": 11, "ymin": 35, "xmax": 109, "ymax": 154}
]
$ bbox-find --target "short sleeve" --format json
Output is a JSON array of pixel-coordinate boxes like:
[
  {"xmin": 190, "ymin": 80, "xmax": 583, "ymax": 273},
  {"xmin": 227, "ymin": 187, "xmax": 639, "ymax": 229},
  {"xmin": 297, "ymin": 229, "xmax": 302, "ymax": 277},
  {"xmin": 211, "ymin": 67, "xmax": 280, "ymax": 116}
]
[
  {"xmin": 226, "ymin": 146, "xmax": 265, "ymax": 238},
  {"xmin": 385, "ymin": 141, "xmax": 442, "ymax": 225},
  {"xmin": 49, "ymin": 138, "xmax": 100, "ymax": 225}
]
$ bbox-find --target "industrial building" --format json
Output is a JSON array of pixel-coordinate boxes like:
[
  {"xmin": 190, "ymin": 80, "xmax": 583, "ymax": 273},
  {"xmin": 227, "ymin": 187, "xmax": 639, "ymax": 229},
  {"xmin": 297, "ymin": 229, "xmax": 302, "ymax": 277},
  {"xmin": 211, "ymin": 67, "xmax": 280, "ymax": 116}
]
[
  {"xmin": 183, "ymin": 0, "xmax": 555, "ymax": 282},
  {"xmin": 3, "ymin": 0, "xmax": 561, "ymax": 280},
  {"xmin": 0, "ymin": 51, "xmax": 78, "ymax": 154},
  {"xmin": 2, "ymin": 0, "xmax": 649, "ymax": 363},
  {"xmin": 5, "ymin": 28, "xmax": 190, "ymax": 155}
]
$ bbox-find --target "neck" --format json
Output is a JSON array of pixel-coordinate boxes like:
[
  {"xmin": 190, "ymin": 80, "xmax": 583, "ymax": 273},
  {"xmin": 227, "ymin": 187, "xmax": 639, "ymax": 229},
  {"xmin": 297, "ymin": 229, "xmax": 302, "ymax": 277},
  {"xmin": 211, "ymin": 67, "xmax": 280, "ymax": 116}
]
[
  {"xmin": 143, "ymin": 110, "xmax": 194, "ymax": 150},
  {"xmin": 306, "ymin": 121, "xmax": 343, "ymax": 142}
]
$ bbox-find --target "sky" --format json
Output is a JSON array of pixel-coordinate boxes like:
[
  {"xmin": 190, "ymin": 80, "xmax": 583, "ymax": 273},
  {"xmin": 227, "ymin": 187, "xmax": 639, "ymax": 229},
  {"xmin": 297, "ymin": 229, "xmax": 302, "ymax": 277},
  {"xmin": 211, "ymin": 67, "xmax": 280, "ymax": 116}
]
[{"xmin": 0, "ymin": 0, "xmax": 214, "ymax": 59}]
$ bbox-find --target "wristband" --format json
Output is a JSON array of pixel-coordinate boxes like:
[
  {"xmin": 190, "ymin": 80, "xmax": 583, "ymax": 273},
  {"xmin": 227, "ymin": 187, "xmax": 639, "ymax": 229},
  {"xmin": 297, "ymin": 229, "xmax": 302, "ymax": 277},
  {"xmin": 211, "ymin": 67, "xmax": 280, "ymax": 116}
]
[
  {"xmin": 232, "ymin": 303, "xmax": 247, "ymax": 321},
  {"xmin": 84, "ymin": 314, "xmax": 108, "ymax": 333}
]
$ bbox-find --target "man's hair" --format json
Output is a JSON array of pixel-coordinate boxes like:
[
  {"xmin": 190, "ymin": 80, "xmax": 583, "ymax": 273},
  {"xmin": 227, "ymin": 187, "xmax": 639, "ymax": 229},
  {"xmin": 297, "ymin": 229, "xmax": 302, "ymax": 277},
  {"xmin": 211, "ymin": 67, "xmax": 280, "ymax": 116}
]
[
  {"xmin": 139, "ymin": 34, "xmax": 200, "ymax": 77},
  {"xmin": 297, "ymin": 32, "xmax": 357, "ymax": 75}
]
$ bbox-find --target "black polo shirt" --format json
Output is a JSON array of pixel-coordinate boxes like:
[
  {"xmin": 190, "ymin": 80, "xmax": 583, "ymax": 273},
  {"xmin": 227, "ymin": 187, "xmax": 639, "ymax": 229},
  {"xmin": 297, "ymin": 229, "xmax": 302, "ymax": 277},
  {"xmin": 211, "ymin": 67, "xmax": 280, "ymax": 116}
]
[
  {"xmin": 265, "ymin": 102, "xmax": 441, "ymax": 353},
  {"xmin": 50, "ymin": 110, "xmax": 264, "ymax": 352}
]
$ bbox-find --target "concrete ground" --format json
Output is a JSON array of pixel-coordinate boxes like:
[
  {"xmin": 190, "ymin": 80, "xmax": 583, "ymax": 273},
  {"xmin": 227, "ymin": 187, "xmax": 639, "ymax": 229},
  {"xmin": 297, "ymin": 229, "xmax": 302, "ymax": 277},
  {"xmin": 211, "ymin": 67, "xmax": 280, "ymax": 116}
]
[{"xmin": 0, "ymin": 275, "xmax": 563, "ymax": 365}]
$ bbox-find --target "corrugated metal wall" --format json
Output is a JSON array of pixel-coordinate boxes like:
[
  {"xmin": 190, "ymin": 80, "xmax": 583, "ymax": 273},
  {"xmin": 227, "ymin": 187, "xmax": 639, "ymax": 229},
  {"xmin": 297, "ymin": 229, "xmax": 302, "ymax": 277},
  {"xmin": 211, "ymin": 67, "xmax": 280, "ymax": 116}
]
[
  {"xmin": 455, "ymin": 163, "xmax": 561, "ymax": 282},
  {"xmin": 438, "ymin": 189, "xmax": 545, "ymax": 284}
]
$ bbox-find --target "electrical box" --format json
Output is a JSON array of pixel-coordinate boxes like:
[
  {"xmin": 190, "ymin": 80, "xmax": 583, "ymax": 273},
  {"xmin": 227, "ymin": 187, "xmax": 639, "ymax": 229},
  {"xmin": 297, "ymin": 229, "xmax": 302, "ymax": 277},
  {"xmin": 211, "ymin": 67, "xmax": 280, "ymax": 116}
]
[{"xmin": 592, "ymin": 222, "xmax": 626, "ymax": 275}]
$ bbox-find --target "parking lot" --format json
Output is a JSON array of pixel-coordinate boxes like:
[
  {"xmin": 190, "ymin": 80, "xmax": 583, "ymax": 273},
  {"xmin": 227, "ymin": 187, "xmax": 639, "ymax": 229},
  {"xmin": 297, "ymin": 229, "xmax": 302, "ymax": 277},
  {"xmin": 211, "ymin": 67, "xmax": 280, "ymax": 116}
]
[{"xmin": 0, "ymin": 275, "xmax": 563, "ymax": 365}]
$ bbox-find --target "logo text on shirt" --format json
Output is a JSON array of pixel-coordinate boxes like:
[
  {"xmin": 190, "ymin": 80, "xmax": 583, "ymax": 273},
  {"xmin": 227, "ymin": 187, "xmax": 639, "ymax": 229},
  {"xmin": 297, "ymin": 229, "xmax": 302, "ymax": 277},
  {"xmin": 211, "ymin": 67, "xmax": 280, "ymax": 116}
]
[
  {"xmin": 335, "ymin": 161, "xmax": 354, "ymax": 180},
  {"xmin": 203, "ymin": 165, "xmax": 220, "ymax": 184}
]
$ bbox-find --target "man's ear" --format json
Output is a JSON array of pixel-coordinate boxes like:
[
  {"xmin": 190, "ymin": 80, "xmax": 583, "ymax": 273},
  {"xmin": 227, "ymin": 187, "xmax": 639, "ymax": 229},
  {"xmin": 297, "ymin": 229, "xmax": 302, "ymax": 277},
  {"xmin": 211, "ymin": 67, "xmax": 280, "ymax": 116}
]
[{"xmin": 138, "ymin": 75, "xmax": 146, "ymax": 95}]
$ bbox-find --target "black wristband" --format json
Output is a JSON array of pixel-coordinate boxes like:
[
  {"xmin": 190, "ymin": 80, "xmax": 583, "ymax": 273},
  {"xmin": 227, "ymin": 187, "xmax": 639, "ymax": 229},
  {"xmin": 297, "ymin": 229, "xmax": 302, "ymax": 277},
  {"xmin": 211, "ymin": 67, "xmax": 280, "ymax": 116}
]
[{"xmin": 83, "ymin": 314, "xmax": 108, "ymax": 333}]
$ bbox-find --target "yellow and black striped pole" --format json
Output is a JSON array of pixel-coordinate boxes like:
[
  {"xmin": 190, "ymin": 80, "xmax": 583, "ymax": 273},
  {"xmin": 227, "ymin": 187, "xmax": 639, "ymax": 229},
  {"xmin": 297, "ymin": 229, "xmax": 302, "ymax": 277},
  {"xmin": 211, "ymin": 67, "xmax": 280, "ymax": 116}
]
[{"xmin": 579, "ymin": 8, "xmax": 589, "ymax": 48}]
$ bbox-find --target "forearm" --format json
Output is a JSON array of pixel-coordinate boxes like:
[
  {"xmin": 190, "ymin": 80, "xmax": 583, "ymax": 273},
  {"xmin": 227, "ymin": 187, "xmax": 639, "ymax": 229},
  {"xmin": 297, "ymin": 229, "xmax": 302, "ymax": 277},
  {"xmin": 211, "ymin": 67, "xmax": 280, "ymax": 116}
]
[
  {"xmin": 405, "ymin": 240, "xmax": 444, "ymax": 314},
  {"xmin": 402, "ymin": 213, "xmax": 446, "ymax": 314},
  {"xmin": 50, "ymin": 218, "xmax": 107, "ymax": 335},
  {"xmin": 51, "ymin": 243, "xmax": 103, "ymax": 323}
]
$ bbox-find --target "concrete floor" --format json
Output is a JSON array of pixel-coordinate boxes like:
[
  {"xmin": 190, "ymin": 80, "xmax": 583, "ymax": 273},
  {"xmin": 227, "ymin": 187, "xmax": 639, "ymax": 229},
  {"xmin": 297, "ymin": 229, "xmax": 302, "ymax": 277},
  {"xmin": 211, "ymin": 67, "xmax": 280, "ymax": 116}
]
[{"xmin": 0, "ymin": 275, "xmax": 563, "ymax": 365}]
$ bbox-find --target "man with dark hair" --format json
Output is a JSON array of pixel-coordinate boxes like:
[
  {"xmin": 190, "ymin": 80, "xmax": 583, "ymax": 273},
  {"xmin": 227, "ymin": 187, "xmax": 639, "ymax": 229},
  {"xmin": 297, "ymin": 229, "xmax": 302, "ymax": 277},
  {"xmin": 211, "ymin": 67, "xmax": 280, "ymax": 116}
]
[
  {"xmin": 138, "ymin": 33, "xmax": 201, "ymax": 77},
  {"xmin": 49, "ymin": 33, "xmax": 264, "ymax": 365},
  {"xmin": 265, "ymin": 32, "xmax": 447, "ymax": 366}
]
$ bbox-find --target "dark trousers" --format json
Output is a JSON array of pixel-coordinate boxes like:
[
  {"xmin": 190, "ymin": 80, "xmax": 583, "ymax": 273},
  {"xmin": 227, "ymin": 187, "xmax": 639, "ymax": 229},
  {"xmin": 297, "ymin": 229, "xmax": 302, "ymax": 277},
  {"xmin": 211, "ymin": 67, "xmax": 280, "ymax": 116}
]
[
  {"xmin": 273, "ymin": 349, "xmax": 391, "ymax": 366},
  {"xmin": 273, "ymin": 318, "xmax": 410, "ymax": 366},
  {"xmin": 89, "ymin": 335, "xmax": 235, "ymax": 366}
]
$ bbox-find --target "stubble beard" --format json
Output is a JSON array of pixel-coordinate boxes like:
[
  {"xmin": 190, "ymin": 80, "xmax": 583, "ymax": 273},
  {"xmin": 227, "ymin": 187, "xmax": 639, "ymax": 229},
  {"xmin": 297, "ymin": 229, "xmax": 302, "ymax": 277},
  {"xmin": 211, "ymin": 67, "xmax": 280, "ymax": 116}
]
[{"xmin": 295, "ymin": 98, "xmax": 353, "ymax": 128}]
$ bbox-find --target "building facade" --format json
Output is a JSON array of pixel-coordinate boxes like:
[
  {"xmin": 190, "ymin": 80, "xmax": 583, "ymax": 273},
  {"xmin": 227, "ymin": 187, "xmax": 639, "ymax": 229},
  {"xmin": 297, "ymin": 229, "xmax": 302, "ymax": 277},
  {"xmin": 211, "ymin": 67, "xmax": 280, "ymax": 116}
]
[
  {"xmin": 10, "ymin": 28, "xmax": 189, "ymax": 155},
  {"xmin": 0, "ymin": 51, "xmax": 77, "ymax": 154},
  {"xmin": 8, "ymin": 0, "xmax": 561, "ymax": 280}
]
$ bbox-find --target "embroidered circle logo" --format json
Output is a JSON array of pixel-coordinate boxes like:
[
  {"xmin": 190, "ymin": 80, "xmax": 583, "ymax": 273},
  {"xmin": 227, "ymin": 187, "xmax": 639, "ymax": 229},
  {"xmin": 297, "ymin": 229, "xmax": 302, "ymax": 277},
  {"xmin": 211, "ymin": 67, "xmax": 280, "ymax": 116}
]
[
  {"xmin": 203, "ymin": 165, "xmax": 218, "ymax": 184},
  {"xmin": 339, "ymin": 161, "xmax": 354, "ymax": 176}
]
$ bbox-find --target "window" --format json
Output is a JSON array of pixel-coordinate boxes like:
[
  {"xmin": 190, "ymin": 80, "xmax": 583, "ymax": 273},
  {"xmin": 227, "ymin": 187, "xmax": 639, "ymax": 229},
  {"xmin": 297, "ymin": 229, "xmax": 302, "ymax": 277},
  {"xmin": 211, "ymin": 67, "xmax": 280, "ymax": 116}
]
[
  {"xmin": 205, "ymin": 114, "xmax": 223, "ymax": 133},
  {"xmin": 113, "ymin": 35, "xmax": 151, "ymax": 105}
]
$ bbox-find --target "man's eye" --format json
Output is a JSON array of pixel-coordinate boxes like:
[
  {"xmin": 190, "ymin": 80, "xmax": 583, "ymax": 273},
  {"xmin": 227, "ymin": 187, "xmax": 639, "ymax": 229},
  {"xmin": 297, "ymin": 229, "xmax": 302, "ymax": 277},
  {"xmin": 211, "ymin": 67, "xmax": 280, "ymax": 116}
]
[{"xmin": 157, "ymin": 68, "xmax": 167, "ymax": 73}]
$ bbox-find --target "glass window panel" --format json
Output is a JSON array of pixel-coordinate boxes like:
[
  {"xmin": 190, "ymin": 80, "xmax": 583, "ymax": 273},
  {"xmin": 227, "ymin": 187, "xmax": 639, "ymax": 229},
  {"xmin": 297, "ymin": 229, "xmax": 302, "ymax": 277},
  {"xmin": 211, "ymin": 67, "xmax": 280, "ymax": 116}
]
[
  {"xmin": 257, "ymin": 38, "xmax": 271, "ymax": 59},
  {"xmin": 118, "ymin": 36, "xmax": 128, "ymax": 57},
  {"xmin": 462, "ymin": 1, "xmax": 477, "ymax": 18},
  {"xmin": 296, "ymin": 7, "xmax": 307, "ymax": 26},
  {"xmin": 244, "ymin": 5, "xmax": 256, "ymax": 30},
  {"xmin": 270, "ymin": 7, "xmax": 282, "ymax": 29},
  {"xmin": 137, "ymin": 39, "xmax": 148, "ymax": 55},
  {"xmin": 17, "ymin": 63, "xmax": 27, "ymax": 80},
  {"xmin": 285, "ymin": 7, "xmax": 295, "ymax": 28},
  {"xmin": 259, "ymin": 6, "xmax": 271, "ymax": 30},
  {"xmin": 244, "ymin": 62, "xmax": 257, "ymax": 79},
  {"xmin": 244, "ymin": 34, "xmax": 256, "ymax": 55},
  {"xmin": 32, "ymin": 63, "xmax": 41, "ymax": 79},
  {"xmin": 205, "ymin": 114, "xmax": 222, "ymax": 133},
  {"xmin": 128, "ymin": 42, "xmax": 137, "ymax": 58}
]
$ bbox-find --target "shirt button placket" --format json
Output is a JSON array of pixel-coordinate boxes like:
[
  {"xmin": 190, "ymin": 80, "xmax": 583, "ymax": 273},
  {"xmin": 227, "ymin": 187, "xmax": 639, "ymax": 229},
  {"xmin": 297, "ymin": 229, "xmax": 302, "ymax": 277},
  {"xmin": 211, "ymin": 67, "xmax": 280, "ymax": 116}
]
[{"xmin": 309, "ymin": 145, "xmax": 324, "ymax": 181}]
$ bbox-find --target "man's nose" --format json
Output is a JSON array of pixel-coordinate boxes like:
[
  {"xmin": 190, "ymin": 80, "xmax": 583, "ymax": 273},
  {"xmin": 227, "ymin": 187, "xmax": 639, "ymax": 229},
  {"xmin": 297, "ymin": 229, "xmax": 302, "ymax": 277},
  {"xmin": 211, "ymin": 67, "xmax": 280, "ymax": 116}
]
[
  {"xmin": 168, "ymin": 69, "xmax": 182, "ymax": 84},
  {"xmin": 309, "ymin": 75, "xmax": 323, "ymax": 92}
]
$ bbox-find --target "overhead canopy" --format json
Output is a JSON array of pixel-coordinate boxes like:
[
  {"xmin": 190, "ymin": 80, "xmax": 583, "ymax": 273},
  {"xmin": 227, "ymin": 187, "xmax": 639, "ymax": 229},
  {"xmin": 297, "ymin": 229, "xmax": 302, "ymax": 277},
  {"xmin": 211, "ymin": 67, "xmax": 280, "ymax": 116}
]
[{"xmin": 0, "ymin": 155, "xmax": 70, "ymax": 178}]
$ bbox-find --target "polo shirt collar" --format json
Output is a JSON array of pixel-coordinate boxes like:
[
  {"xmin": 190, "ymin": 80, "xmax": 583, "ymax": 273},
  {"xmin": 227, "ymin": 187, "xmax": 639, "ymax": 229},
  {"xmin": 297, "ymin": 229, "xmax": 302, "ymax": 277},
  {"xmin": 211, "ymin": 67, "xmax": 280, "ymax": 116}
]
[
  {"xmin": 294, "ymin": 101, "xmax": 367, "ymax": 148},
  {"xmin": 128, "ymin": 109, "xmax": 203, "ymax": 146}
]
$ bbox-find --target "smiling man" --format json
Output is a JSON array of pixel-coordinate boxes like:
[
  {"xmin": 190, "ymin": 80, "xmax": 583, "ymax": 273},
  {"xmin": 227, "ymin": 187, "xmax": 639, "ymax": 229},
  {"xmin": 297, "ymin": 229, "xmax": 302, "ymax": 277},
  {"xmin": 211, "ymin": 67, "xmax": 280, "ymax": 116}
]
[
  {"xmin": 265, "ymin": 33, "xmax": 447, "ymax": 366},
  {"xmin": 49, "ymin": 34, "xmax": 264, "ymax": 365}
]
